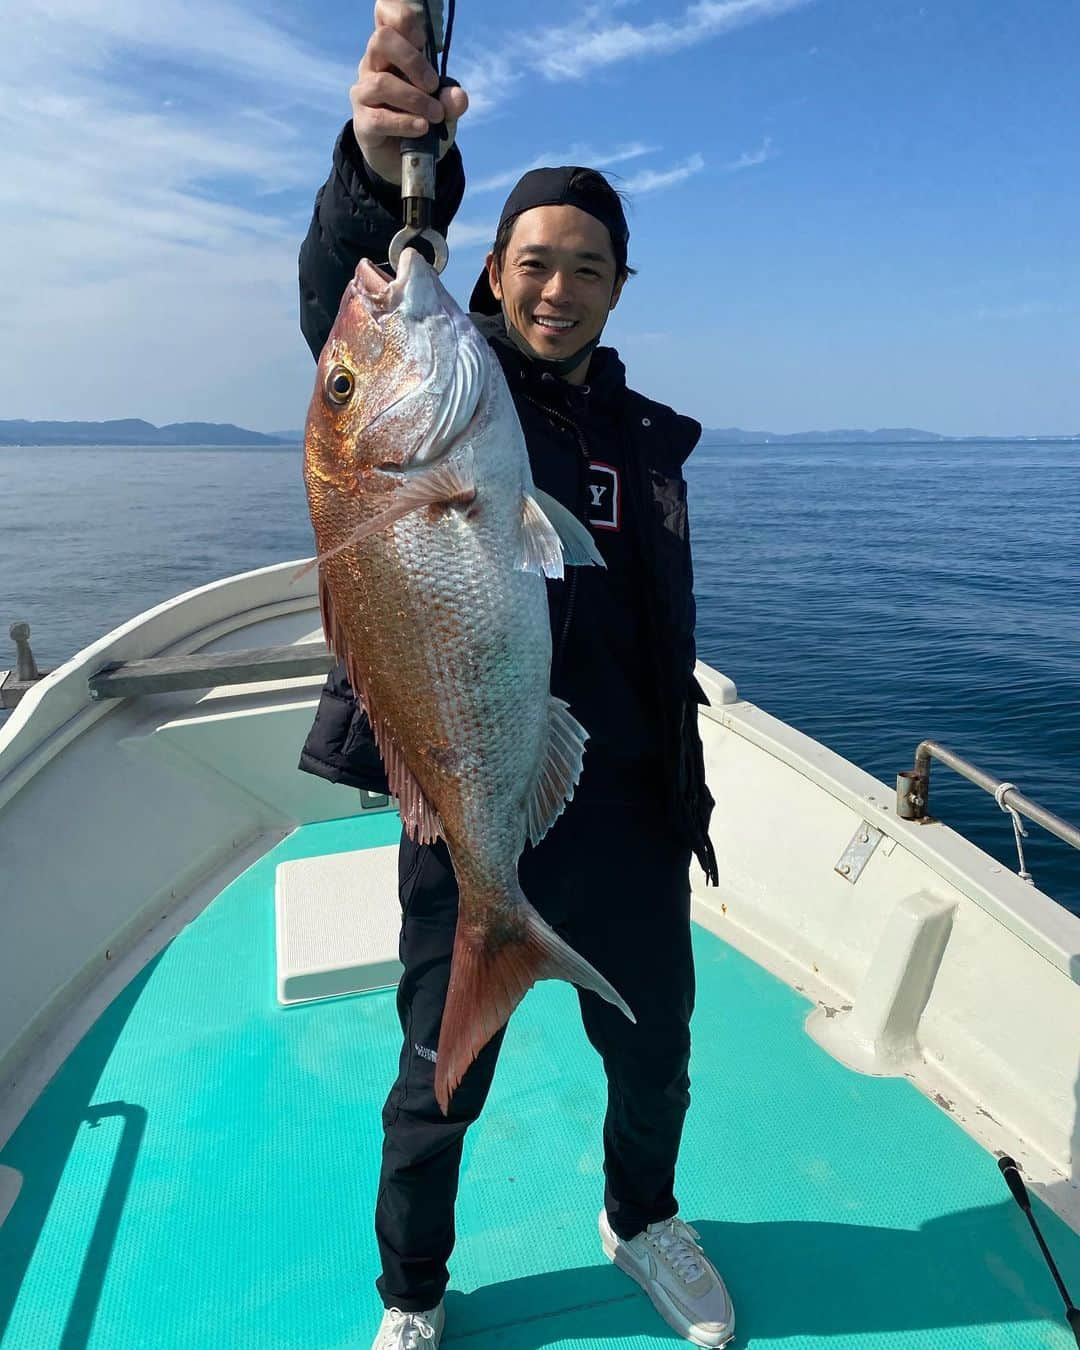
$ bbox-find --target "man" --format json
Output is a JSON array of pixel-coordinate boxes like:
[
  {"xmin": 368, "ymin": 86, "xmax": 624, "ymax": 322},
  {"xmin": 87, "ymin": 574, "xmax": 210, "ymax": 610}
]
[{"xmin": 296, "ymin": 5, "xmax": 731, "ymax": 1347}]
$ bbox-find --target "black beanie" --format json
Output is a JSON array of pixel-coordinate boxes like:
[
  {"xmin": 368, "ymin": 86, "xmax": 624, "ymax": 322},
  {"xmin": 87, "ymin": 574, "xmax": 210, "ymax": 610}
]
[{"xmin": 468, "ymin": 166, "xmax": 630, "ymax": 314}]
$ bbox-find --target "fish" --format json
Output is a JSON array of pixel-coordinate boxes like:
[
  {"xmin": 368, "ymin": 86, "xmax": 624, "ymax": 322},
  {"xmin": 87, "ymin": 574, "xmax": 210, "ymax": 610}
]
[{"xmin": 302, "ymin": 247, "xmax": 635, "ymax": 1112}]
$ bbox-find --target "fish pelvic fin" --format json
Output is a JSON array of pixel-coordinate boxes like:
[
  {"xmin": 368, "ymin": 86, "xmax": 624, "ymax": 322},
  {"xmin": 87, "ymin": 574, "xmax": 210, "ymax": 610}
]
[
  {"xmin": 434, "ymin": 892, "xmax": 635, "ymax": 1114},
  {"xmin": 526, "ymin": 697, "xmax": 588, "ymax": 847},
  {"xmin": 380, "ymin": 731, "xmax": 444, "ymax": 844},
  {"xmin": 519, "ymin": 489, "xmax": 606, "ymax": 578}
]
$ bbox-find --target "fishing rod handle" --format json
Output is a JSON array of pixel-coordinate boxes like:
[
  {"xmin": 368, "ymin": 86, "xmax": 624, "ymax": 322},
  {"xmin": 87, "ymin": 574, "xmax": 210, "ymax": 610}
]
[
  {"xmin": 998, "ymin": 1156, "xmax": 1032, "ymax": 1212},
  {"xmin": 400, "ymin": 73, "xmax": 460, "ymax": 163}
]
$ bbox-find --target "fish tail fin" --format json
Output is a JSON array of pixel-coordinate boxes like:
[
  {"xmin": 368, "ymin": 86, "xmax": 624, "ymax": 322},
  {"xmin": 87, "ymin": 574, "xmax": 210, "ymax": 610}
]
[{"xmin": 434, "ymin": 892, "xmax": 635, "ymax": 1113}]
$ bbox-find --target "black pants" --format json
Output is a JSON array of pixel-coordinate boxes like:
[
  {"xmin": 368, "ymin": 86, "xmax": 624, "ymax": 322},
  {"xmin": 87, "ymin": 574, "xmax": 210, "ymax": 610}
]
[{"xmin": 374, "ymin": 795, "xmax": 696, "ymax": 1312}]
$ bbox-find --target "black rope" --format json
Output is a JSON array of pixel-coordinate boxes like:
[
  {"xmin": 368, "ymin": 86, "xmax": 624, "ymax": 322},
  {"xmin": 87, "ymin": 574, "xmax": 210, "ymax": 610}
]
[
  {"xmin": 440, "ymin": 0, "xmax": 456, "ymax": 79},
  {"xmin": 416, "ymin": 0, "xmax": 456, "ymax": 81},
  {"xmin": 418, "ymin": 0, "xmax": 437, "ymax": 69}
]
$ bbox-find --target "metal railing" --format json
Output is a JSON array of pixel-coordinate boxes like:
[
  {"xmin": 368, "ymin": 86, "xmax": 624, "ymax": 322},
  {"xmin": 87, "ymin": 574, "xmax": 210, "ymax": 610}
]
[
  {"xmin": 897, "ymin": 739, "xmax": 1080, "ymax": 885},
  {"xmin": 88, "ymin": 642, "xmax": 334, "ymax": 700},
  {"xmin": 1, "ymin": 620, "xmax": 333, "ymax": 708}
]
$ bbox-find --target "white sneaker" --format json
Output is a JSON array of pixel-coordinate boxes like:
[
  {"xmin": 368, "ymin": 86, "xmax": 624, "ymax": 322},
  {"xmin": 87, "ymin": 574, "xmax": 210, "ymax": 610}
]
[
  {"xmin": 370, "ymin": 1302, "xmax": 445, "ymax": 1350},
  {"xmin": 600, "ymin": 1209, "xmax": 735, "ymax": 1348}
]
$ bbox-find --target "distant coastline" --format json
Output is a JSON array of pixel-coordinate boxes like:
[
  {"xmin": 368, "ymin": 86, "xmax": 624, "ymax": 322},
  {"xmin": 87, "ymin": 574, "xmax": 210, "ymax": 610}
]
[
  {"xmin": 0, "ymin": 419, "xmax": 302, "ymax": 447},
  {"xmin": 1, "ymin": 417, "xmax": 1077, "ymax": 448},
  {"xmin": 699, "ymin": 426, "xmax": 1080, "ymax": 446}
]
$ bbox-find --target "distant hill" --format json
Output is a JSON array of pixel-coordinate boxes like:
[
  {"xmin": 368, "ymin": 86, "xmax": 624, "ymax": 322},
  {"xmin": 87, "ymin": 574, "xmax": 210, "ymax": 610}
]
[
  {"xmin": 701, "ymin": 426, "xmax": 1079, "ymax": 444},
  {"xmin": 702, "ymin": 427, "xmax": 946, "ymax": 444},
  {"xmin": 0, "ymin": 419, "xmax": 299, "ymax": 446},
  {"xmin": 2, "ymin": 419, "xmax": 1075, "ymax": 449}
]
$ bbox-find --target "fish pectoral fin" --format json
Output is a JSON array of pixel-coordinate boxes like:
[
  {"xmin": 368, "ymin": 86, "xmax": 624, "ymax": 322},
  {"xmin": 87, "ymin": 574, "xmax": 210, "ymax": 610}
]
[
  {"xmin": 304, "ymin": 455, "xmax": 479, "ymax": 574},
  {"xmin": 527, "ymin": 489, "xmax": 606, "ymax": 573},
  {"xmin": 384, "ymin": 452, "xmax": 478, "ymax": 516},
  {"xmin": 434, "ymin": 896, "xmax": 635, "ymax": 1114},
  {"xmin": 526, "ymin": 697, "xmax": 588, "ymax": 846}
]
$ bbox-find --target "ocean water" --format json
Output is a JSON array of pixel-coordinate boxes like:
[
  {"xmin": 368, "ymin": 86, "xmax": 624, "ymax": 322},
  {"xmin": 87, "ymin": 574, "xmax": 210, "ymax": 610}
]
[{"xmin": 1, "ymin": 440, "xmax": 1077, "ymax": 914}]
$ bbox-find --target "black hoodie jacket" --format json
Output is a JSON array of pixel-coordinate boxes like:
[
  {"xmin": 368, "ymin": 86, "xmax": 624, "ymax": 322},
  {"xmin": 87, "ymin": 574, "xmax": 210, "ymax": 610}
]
[{"xmin": 295, "ymin": 124, "xmax": 718, "ymax": 883}]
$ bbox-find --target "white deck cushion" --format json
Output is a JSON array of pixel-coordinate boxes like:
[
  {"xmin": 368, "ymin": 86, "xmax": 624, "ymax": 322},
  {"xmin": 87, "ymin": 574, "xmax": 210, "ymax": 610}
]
[{"xmin": 274, "ymin": 845, "xmax": 403, "ymax": 1004}]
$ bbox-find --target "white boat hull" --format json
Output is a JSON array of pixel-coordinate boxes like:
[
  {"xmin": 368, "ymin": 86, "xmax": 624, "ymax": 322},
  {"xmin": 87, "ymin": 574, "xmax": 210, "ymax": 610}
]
[{"xmin": 1, "ymin": 560, "xmax": 1077, "ymax": 1236}]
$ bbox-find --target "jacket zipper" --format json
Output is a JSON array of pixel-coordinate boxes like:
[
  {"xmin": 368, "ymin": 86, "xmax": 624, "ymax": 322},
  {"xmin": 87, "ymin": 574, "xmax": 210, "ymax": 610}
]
[{"xmin": 520, "ymin": 391, "xmax": 592, "ymax": 671}]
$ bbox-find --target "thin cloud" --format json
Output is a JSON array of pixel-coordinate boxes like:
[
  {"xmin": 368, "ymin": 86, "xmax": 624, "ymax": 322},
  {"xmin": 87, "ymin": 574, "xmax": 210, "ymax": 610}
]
[
  {"xmin": 449, "ymin": 149, "xmax": 703, "ymax": 246},
  {"xmin": 451, "ymin": 0, "xmax": 812, "ymax": 113},
  {"xmin": 451, "ymin": 52, "xmax": 519, "ymax": 120},
  {"xmin": 448, "ymin": 220, "xmax": 498, "ymax": 250},
  {"xmin": 3, "ymin": 0, "xmax": 345, "ymax": 104},
  {"xmin": 0, "ymin": 1, "xmax": 340, "ymax": 428},
  {"xmin": 1, "ymin": 0, "xmax": 808, "ymax": 428},
  {"xmin": 972, "ymin": 301, "xmax": 1068, "ymax": 321},
  {"xmin": 621, "ymin": 154, "xmax": 706, "ymax": 194},
  {"xmin": 525, "ymin": 0, "xmax": 814, "ymax": 81},
  {"xmin": 472, "ymin": 142, "xmax": 658, "ymax": 194},
  {"xmin": 724, "ymin": 136, "xmax": 776, "ymax": 171}
]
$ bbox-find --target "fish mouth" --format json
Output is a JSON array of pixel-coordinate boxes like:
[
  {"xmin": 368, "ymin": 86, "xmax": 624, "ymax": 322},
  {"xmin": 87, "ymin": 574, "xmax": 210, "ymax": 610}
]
[
  {"xmin": 350, "ymin": 249, "xmax": 448, "ymax": 323},
  {"xmin": 350, "ymin": 258, "xmax": 403, "ymax": 318}
]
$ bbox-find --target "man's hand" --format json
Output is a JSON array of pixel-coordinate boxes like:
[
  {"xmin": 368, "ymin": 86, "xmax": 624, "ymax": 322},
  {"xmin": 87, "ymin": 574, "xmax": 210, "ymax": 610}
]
[{"xmin": 351, "ymin": 0, "xmax": 469, "ymax": 185}]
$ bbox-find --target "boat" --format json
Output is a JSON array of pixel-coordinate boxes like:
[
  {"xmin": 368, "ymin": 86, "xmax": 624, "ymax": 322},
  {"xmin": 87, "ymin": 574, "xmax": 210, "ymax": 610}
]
[{"xmin": 2, "ymin": 559, "xmax": 1078, "ymax": 1348}]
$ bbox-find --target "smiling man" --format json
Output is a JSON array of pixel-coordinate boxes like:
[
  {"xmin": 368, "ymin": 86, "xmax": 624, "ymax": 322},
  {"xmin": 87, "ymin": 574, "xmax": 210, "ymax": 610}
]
[
  {"xmin": 296, "ymin": 4, "xmax": 729, "ymax": 1348},
  {"xmin": 480, "ymin": 190, "xmax": 626, "ymax": 380}
]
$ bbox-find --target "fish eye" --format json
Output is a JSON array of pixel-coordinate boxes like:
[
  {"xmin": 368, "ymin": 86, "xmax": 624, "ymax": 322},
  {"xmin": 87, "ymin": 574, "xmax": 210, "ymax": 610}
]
[{"xmin": 326, "ymin": 365, "xmax": 355, "ymax": 405}]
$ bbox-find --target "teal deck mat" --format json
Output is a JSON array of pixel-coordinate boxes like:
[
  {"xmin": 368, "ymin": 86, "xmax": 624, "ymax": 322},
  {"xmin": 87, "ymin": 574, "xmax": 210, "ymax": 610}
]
[{"xmin": 2, "ymin": 813, "xmax": 1078, "ymax": 1348}]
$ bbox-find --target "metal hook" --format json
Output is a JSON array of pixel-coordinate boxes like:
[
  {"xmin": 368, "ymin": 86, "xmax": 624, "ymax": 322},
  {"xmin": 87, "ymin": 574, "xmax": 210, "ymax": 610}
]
[{"xmin": 389, "ymin": 224, "xmax": 449, "ymax": 274}]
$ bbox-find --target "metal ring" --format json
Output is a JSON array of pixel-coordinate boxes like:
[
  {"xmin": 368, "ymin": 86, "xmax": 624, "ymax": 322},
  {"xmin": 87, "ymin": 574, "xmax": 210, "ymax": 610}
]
[{"xmin": 389, "ymin": 225, "xmax": 449, "ymax": 274}]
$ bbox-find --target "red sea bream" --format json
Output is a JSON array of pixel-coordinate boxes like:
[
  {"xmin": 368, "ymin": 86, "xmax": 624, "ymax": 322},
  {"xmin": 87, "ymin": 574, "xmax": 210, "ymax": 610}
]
[{"xmin": 302, "ymin": 248, "xmax": 634, "ymax": 1111}]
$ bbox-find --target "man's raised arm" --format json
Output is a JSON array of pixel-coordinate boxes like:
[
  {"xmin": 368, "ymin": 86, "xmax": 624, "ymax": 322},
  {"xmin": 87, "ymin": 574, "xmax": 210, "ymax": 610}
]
[{"xmin": 298, "ymin": 0, "xmax": 470, "ymax": 358}]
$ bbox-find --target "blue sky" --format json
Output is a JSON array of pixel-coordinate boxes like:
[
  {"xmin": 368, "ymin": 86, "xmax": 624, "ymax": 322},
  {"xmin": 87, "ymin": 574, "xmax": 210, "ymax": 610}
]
[{"xmin": 3, "ymin": 0, "xmax": 1078, "ymax": 436}]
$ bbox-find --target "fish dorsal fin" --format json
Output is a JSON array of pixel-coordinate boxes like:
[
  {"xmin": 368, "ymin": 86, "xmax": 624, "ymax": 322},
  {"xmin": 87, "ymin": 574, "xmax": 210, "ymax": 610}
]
[
  {"xmin": 520, "ymin": 489, "xmax": 606, "ymax": 577},
  {"xmin": 317, "ymin": 569, "xmax": 443, "ymax": 845},
  {"xmin": 526, "ymin": 696, "xmax": 589, "ymax": 847}
]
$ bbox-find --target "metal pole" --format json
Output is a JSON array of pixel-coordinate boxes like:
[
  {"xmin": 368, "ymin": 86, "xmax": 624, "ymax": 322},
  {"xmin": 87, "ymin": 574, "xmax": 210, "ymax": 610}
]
[
  {"xmin": 897, "ymin": 738, "xmax": 1080, "ymax": 854},
  {"xmin": 11, "ymin": 622, "xmax": 39, "ymax": 682}
]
